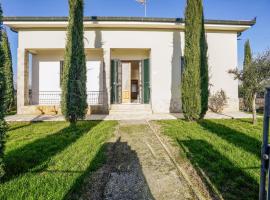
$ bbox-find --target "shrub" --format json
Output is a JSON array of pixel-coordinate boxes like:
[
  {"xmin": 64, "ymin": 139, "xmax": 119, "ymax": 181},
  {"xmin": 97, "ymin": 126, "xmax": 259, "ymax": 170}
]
[{"xmin": 208, "ymin": 90, "xmax": 227, "ymax": 113}]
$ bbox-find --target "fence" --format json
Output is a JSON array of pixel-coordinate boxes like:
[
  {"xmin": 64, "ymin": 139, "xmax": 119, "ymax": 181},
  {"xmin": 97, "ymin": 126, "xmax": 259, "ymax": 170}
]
[
  {"xmin": 239, "ymin": 98, "xmax": 265, "ymax": 111},
  {"xmin": 259, "ymin": 88, "xmax": 270, "ymax": 200},
  {"xmin": 29, "ymin": 91, "xmax": 104, "ymax": 106}
]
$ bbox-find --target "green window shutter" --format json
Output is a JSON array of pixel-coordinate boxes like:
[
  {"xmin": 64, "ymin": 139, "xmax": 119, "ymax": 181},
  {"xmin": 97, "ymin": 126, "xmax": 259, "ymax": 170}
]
[
  {"xmin": 60, "ymin": 60, "xmax": 64, "ymax": 87},
  {"xmin": 111, "ymin": 60, "xmax": 118, "ymax": 104},
  {"xmin": 143, "ymin": 59, "xmax": 150, "ymax": 104}
]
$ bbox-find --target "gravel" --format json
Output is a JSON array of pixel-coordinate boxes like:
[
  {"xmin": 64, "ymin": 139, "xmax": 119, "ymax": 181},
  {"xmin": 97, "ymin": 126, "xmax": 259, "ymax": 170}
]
[{"xmin": 69, "ymin": 121, "xmax": 197, "ymax": 200}]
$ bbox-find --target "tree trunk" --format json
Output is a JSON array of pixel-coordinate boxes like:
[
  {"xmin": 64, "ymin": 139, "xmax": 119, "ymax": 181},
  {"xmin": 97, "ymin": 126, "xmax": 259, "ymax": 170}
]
[{"xmin": 252, "ymin": 93, "xmax": 257, "ymax": 125}]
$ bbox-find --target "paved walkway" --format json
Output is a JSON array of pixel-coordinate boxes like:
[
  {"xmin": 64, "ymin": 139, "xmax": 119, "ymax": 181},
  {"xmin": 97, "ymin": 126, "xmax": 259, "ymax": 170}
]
[
  {"xmin": 5, "ymin": 111, "xmax": 253, "ymax": 122},
  {"xmin": 69, "ymin": 121, "xmax": 198, "ymax": 200}
]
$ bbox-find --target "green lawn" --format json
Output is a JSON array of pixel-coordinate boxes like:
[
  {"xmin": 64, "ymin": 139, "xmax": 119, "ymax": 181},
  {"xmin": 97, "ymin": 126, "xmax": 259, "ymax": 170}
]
[
  {"xmin": 0, "ymin": 121, "xmax": 117, "ymax": 200},
  {"xmin": 159, "ymin": 119, "xmax": 262, "ymax": 200}
]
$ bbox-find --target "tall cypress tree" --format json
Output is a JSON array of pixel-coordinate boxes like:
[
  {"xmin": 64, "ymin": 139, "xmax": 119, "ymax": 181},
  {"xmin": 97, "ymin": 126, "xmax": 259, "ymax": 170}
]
[
  {"xmin": 243, "ymin": 40, "xmax": 252, "ymax": 111},
  {"xmin": 0, "ymin": 3, "xmax": 7, "ymax": 180},
  {"xmin": 182, "ymin": 0, "xmax": 204, "ymax": 120},
  {"xmin": 2, "ymin": 30, "xmax": 15, "ymax": 111},
  {"xmin": 61, "ymin": 0, "xmax": 87, "ymax": 123},
  {"xmin": 200, "ymin": 11, "xmax": 209, "ymax": 118},
  {"xmin": 243, "ymin": 40, "xmax": 252, "ymax": 70}
]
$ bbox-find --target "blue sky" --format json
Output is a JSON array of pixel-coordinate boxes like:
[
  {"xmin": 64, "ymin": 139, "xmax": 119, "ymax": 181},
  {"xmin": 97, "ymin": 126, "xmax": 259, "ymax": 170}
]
[{"xmin": 2, "ymin": 0, "xmax": 270, "ymax": 77}]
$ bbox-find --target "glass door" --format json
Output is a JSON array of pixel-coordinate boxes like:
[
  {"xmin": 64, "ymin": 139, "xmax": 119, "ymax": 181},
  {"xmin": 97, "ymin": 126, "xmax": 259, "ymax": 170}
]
[{"xmin": 121, "ymin": 62, "xmax": 131, "ymax": 103}]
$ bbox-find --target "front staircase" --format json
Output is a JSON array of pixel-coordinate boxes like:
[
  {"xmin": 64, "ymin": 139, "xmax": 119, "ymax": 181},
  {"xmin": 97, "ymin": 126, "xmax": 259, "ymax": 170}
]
[{"xmin": 109, "ymin": 104, "xmax": 153, "ymax": 115}]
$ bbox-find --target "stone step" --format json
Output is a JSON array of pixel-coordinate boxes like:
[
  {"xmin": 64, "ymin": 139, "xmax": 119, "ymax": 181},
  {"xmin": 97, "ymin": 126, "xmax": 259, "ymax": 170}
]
[
  {"xmin": 110, "ymin": 104, "xmax": 152, "ymax": 115},
  {"xmin": 110, "ymin": 104, "xmax": 152, "ymax": 111},
  {"xmin": 110, "ymin": 111, "xmax": 153, "ymax": 115}
]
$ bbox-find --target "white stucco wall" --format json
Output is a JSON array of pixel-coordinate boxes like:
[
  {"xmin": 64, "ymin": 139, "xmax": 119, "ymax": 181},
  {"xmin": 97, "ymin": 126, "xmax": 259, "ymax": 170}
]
[
  {"xmin": 18, "ymin": 27, "xmax": 239, "ymax": 113},
  {"xmin": 207, "ymin": 32, "xmax": 239, "ymax": 111}
]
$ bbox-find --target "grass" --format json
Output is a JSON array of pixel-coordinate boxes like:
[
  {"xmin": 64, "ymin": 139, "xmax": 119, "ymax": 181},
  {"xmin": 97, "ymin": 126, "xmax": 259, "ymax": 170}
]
[
  {"xmin": 0, "ymin": 120, "xmax": 117, "ymax": 200},
  {"xmin": 5, "ymin": 109, "xmax": 16, "ymax": 116},
  {"xmin": 158, "ymin": 118, "xmax": 262, "ymax": 200}
]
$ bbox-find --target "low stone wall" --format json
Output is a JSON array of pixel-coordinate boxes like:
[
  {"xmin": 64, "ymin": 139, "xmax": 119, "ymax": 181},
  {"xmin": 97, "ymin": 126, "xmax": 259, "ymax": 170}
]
[{"xmin": 18, "ymin": 105, "xmax": 109, "ymax": 115}]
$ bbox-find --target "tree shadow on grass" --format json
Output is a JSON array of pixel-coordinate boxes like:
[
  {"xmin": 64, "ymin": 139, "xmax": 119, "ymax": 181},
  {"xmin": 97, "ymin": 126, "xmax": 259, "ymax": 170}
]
[
  {"xmin": 64, "ymin": 137, "xmax": 155, "ymax": 200},
  {"xmin": 177, "ymin": 138, "xmax": 259, "ymax": 200},
  {"xmin": 3, "ymin": 121, "xmax": 101, "ymax": 182},
  {"xmin": 7, "ymin": 122, "xmax": 39, "ymax": 132},
  {"xmin": 198, "ymin": 120, "xmax": 261, "ymax": 158}
]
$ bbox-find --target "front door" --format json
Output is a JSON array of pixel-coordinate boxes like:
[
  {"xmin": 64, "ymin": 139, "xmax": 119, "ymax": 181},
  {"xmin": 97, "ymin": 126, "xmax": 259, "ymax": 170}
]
[
  {"xmin": 121, "ymin": 62, "xmax": 131, "ymax": 103},
  {"xmin": 111, "ymin": 59, "xmax": 150, "ymax": 104}
]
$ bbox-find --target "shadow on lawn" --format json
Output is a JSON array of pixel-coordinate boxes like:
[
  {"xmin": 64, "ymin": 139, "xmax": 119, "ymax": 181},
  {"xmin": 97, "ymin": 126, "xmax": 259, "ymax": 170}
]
[
  {"xmin": 7, "ymin": 122, "xmax": 38, "ymax": 132},
  {"xmin": 64, "ymin": 137, "xmax": 155, "ymax": 200},
  {"xmin": 198, "ymin": 120, "xmax": 261, "ymax": 158},
  {"xmin": 3, "ymin": 121, "xmax": 101, "ymax": 182},
  {"xmin": 177, "ymin": 138, "xmax": 259, "ymax": 200}
]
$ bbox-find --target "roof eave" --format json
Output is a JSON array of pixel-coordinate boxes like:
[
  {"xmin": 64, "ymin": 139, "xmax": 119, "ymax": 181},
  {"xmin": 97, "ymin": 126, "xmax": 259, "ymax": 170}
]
[
  {"xmin": 3, "ymin": 16, "xmax": 257, "ymax": 26},
  {"xmin": 3, "ymin": 16, "xmax": 256, "ymax": 32}
]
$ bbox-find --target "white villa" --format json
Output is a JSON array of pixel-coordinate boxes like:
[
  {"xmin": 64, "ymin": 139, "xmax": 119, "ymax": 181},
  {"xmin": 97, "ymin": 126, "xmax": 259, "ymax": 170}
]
[{"xmin": 4, "ymin": 16, "xmax": 255, "ymax": 115}]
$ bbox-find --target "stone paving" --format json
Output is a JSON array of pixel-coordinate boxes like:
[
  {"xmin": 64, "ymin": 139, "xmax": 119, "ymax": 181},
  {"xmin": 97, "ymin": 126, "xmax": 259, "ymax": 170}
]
[{"xmin": 5, "ymin": 111, "xmax": 253, "ymax": 122}]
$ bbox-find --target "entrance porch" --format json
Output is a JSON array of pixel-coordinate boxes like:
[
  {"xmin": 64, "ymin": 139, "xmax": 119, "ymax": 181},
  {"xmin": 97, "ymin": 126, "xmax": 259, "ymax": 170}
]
[
  {"xmin": 16, "ymin": 48, "xmax": 152, "ymax": 115},
  {"xmin": 16, "ymin": 48, "xmax": 107, "ymax": 115},
  {"xmin": 109, "ymin": 48, "xmax": 152, "ymax": 114}
]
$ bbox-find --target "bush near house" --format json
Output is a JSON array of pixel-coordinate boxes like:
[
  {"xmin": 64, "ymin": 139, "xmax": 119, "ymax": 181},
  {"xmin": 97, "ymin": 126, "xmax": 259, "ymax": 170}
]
[{"xmin": 208, "ymin": 89, "xmax": 227, "ymax": 113}]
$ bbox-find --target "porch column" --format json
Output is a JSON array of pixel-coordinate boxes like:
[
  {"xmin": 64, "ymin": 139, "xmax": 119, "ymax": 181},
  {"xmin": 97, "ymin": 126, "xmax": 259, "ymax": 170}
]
[
  {"xmin": 17, "ymin": 49, "xmax": 29, "ymax": 114},
  {"xmin": 31, "ymin": 54, "xmax": 39, "ymax": 105},
  {"xmin": 103, "ymin": 48, "xmax": 111, "ymax": 111}
]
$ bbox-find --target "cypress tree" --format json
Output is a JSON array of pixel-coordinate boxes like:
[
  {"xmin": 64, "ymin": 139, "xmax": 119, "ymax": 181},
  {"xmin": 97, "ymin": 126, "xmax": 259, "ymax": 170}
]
[
  {"xmin": 0, "ymin": 3, "xmax": 7, "ymax": 180},
  {"xmin": 61, "ymin": 0, "xmax": 87, "ymax": 123},
  {"xmin": 2, "ymin": 30, "xmax": 15, "ymax": 112},
  {"xmin": 182, "ymin": 0, "xmax": 204, "ymax": 120},
  {"xmin": 242, "ymin": 40, "xmax": 252, "ymax": 111},
  {"xmin": 200, "ymin": 11, "xmax": 209, "ymax": 118},
  {"xmin": 243, "ymin": 40, "xmax": 252, "ymax": 70}
]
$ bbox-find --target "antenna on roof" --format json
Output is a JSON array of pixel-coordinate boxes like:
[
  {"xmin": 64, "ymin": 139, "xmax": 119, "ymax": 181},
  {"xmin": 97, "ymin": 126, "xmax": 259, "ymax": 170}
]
[{"xmin": 136, "ymin": 0, "xmax": 148, "ymax": 17}]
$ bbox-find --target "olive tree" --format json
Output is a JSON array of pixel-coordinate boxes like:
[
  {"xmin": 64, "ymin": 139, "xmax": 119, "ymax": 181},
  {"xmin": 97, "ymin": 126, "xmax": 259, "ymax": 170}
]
[{"xmin": 229, "ymin": 50, "xmax": 270, "ymax": 124}]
